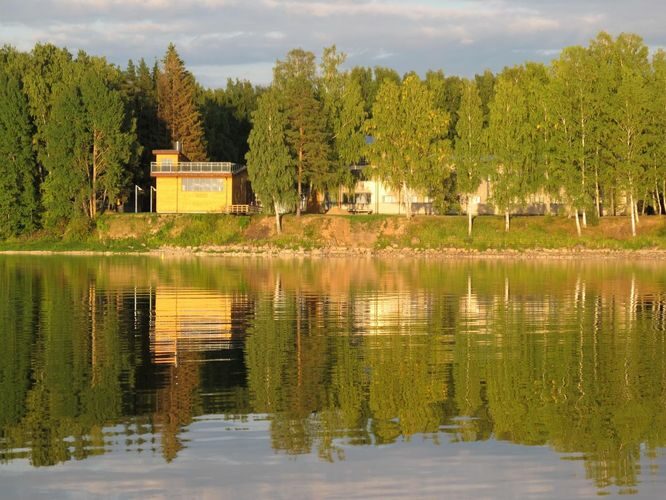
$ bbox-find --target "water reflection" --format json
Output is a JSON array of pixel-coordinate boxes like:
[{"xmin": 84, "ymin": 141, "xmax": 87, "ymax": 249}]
[{"xmin": 1, "ymin": 256, "xmax": 665, "ymax": 495}]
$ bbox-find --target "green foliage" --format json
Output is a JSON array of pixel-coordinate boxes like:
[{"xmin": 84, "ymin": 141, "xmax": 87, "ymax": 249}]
[
  {"xmin": 319, "ymin": 46, "xmax": 367, "ymax": 187},
  {"xmin": 122, "ymin": 58, "xmax": 160, "ymax": 185},
  {"xmin": 0, "ymin": 69, "xmax": 38, "ymax": 237},
  {"xmin": 454, "ymin": 80, "xmax": 486, "ymax": 198},
  {"xmin": 487, "ymin": 67, "xmax": 531, "ymax": 223},
  {"xmin": 366, "ymin": 75, "xmax": 451, "ymax": 217},
  {"xmin": 42, "ymin": 67, "xmax": 135, "ymax": 225},
  {"xmin": 199, "ymin": 79, "xmax": 262, "ymax": 164},
  {"xmin": 274, "ymin": 49, "xmax": 331, "ymax": 206},
  {"xmin": 246, "ymin": 88, "xmax": 296, "ymax": 232},
  {"xmin": 157, "ymin": 44, "xmax": 208, "ymax": 160},
  {"xmin": 474, "ymin": 69, "xmax": 496, "ymax": 127}
]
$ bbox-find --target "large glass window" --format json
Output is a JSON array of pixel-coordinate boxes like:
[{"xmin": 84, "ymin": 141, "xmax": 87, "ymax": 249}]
[{"xmin": 182, "ymin": 178, "xmax": 223, "ymax": 192}]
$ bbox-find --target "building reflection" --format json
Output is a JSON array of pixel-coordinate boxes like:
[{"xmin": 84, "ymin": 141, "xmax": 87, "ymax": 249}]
[{"xmin": 150, "ymin": 287, "xmax": 250, "ymax": 365}]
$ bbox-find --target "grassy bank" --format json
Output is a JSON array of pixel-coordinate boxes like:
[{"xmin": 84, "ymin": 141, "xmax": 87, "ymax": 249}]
[{"xmin": 0, "ymin": 213, "xmax": 665, "ymax": 253}]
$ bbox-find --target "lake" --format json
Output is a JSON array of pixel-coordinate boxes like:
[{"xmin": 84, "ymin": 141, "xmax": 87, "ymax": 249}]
[{"xmin": 1, "ymin": 255, "xmax": 665, "ymax": 498}]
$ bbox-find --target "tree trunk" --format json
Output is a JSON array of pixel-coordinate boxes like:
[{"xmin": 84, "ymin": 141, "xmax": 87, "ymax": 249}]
[
  {"xmin": 273, "ymin": 200, "xmax": 282, "ymax": 235},
  {"xmin": 635, "ymin": 200, "xmax": 640, "ymax": 225},
  {"xmin": 630, "ymin": 193, "xmax": 636, "ymax": 237},
  {"xmin": 653, "ymin": 190, "xmax": 660, "ymax": 216},
  {"xmin": 467, "ymin": 195, "xmax": 473, "ymax": 237},
  {"xmin": 610, "ymin": 188, "xmax": 615, "ymax": 216},
  {"xmin": 582, "ymin": 210, "xmax": 587, "ymax": 228},
  {"xmin": 574, "ymin": 208, "xmax": 581, "ymax": 237},
  {"xmin": 504, "ymin": 210, "xmax": 510, "ymax": 232},
  {"xmin": 594, "ymin": 162, "xmax": 601, "ymax": 217},
  {"xmin": 91, "ymin": 140, "xmax": 98, "ymax": 219},
  {"xmin": 297, "ymin": 130, "xmax": 303, "ymax": 217},
  {"xmin": 654, "ymin": 181, "xmax": 662, "ymax": 216},
  {"xmin": 403, "ymin": 182, "xmax": 412, "ymax": 219},
  {"xmin": 296, "ymin": 161, "xmax": 302, "ymax": 217}
]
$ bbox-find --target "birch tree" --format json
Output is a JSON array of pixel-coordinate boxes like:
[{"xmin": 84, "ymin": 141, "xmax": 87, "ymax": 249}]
[
  {"xmin": 549, "ymin": 47, "xmax": 598, "ymax": 235},
  {"xmin": 319, "ymin": 46, "xmax": 367, "ymax": 189},
  {"xmin": 366, "ymin": 75, "xmax": 450, "ymax": 218},
  {"xmin": 454, "ymin": 80, "xmax": 485, "ymax": 236},
  {"xmin": 246, "ymin": 89, "xmax": 295, "ymax": 234},
  {"xmin": 487, "ymin": 68, "xmax": 529, "ymax": 232},
  {"xmin": 607, "ymin": 34, "xmax": 651, "ymax": 236}
]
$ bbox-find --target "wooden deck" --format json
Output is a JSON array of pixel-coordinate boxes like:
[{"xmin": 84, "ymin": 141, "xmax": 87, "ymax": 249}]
[{"xmin": 226, "ymin": 205, "xmax": 261, "ymax": 215}]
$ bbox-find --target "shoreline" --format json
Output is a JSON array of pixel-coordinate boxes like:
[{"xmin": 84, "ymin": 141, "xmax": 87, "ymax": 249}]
[{"xmin": 2, "ymin": 245, "xmax": 666, "ymax": 259}]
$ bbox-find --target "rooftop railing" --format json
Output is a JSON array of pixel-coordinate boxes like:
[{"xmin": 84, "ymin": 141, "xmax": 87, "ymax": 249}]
[{"xmin": 151, "ymin": 162, "xmax": 245, "ymax": 175}]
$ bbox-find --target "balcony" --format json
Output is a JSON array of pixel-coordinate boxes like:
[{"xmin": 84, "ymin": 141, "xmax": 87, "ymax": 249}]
[{"xmin": 151, "ymin": 161, "xmax": 245, "ymax": 175}]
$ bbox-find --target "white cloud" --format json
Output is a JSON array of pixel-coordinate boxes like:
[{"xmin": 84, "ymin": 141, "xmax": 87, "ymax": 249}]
[
  {"xmin": 3, "ymin": 0, "xmax": 666, "ymax": 86},
  {"xmin": 265, "ymin": 31, "xmax": 286, "ymax": 40}
]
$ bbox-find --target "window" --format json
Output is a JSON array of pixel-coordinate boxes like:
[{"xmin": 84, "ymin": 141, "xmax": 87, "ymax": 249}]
[
  {"xmin": 182, "ymin": 178, "xmax": 223, "ymax": 192},
  {"xmin": 383, "ymin": 195, "xmax": 397, "ymax": 203},
  {"xmin": 355, "ymin": 193, "xmax": 372, "ymax": 205}
]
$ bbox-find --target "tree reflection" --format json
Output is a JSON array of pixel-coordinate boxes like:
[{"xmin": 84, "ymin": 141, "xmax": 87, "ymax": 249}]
[{"xmin": 1, "ymin": 256, "xmax": 665, "ymax": 494}]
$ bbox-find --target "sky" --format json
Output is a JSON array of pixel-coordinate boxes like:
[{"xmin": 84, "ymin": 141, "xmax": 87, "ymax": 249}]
[{"xmin": 2, "ymin": 0, "xmax": 666, "ymax": 87}]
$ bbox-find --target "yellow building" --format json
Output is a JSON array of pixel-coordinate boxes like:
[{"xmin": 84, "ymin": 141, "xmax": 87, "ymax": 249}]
[{"xmin": 150, "ymin": 149, "xmax": 253, "ymax": 213}]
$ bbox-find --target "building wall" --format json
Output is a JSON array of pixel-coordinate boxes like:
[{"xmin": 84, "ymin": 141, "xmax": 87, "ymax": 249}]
[
  {"xmin": 155, "ymin": 176, "xmax": 233, "ymax": 213},
  {"xmin": 339, "ymin": 178, "xmax": 433, "ymax": 215},
  {"xmin": 232, "ymin": 170, "xmax": 250, "ymax": 205},
  {"xmin": 466, "ymin": 178, "xmax": 565, "ymax": 216}
]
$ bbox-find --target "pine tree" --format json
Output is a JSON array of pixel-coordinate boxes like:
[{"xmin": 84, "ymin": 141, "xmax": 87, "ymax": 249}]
[
  {"xmin": 0, "ymin": 70, "xmax": 38, "ymax": 237},
  {"xmin": 157, "ymin": 44, "xmax": 207, "ymax": 161},
  {"xmin": 366, "ymin": 75, "xmax": 450, "ymax": 218},
  {"xmin": 122, "ymin": 58, "xmax": 161, "ymax": 184},
  {"xmin": 274, "ymin": 49, "xmax": 330, "ymax": 215},
  {"xmin": 454, "ymin": 80, "xmax": 485, "ymax": 236},
  {"xmin": 246, "ymin": 89, "xmax": 295, "ymax": 234}
]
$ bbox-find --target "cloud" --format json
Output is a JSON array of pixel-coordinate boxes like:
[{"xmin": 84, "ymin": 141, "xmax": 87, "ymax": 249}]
[{"xmin": 2, "ymin": 0, "xmax": 666, "ymax": 86}]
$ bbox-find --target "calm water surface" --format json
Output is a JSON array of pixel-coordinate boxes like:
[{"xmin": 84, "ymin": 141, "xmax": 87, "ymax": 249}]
[{"xmin": 1, "ymin": 256, "xmax": 666, "ymax": 499}]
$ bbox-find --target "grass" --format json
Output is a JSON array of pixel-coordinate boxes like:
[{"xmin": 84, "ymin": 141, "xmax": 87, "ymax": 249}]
[
  {"xmin": 1, "ymin": 213, "xmax": 664, "ymax": 253},
  {"xmin": 377, "ymin": 214, "xmax": 666, "ymax": 251}
]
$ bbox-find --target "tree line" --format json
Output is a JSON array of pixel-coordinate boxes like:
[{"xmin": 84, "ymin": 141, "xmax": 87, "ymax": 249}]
[
  {"xmin": 0, "ymin": 43, "xmax": 261, "ymax": 238},
  {"xmin": 247, "ymin": 32, "xmax": 666, "ymax": 236},
  {"xmin": 2, "ymin": 32, "xmax": 665, "ymax": 240}
]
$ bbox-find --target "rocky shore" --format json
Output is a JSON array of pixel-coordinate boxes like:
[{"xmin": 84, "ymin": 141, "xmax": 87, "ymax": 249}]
[{"xmin": 4, "ymin": 245, "xmax": 666, "ymax": 260}]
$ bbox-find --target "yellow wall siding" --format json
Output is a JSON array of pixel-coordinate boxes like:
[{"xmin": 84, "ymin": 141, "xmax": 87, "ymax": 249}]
[
  {"xmin": 155, "ymin": 177, "xmax": 233, "ymax": 213},
  {"xmin": 155, "ymin": 152, "xmax": 180, "ymax": 166},
  {"xmin": 156, "ymin": 177, "xmax": 178, "ymax": 213}
]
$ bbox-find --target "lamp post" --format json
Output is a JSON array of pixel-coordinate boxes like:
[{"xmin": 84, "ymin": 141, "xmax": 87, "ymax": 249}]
[
  {"xmin": 135, "ymin": 185, "xmax": 143, "ymax": 213},
  {"xmin": 150, "ymin": 186, "xmax": 157, "ymax": 213}
]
